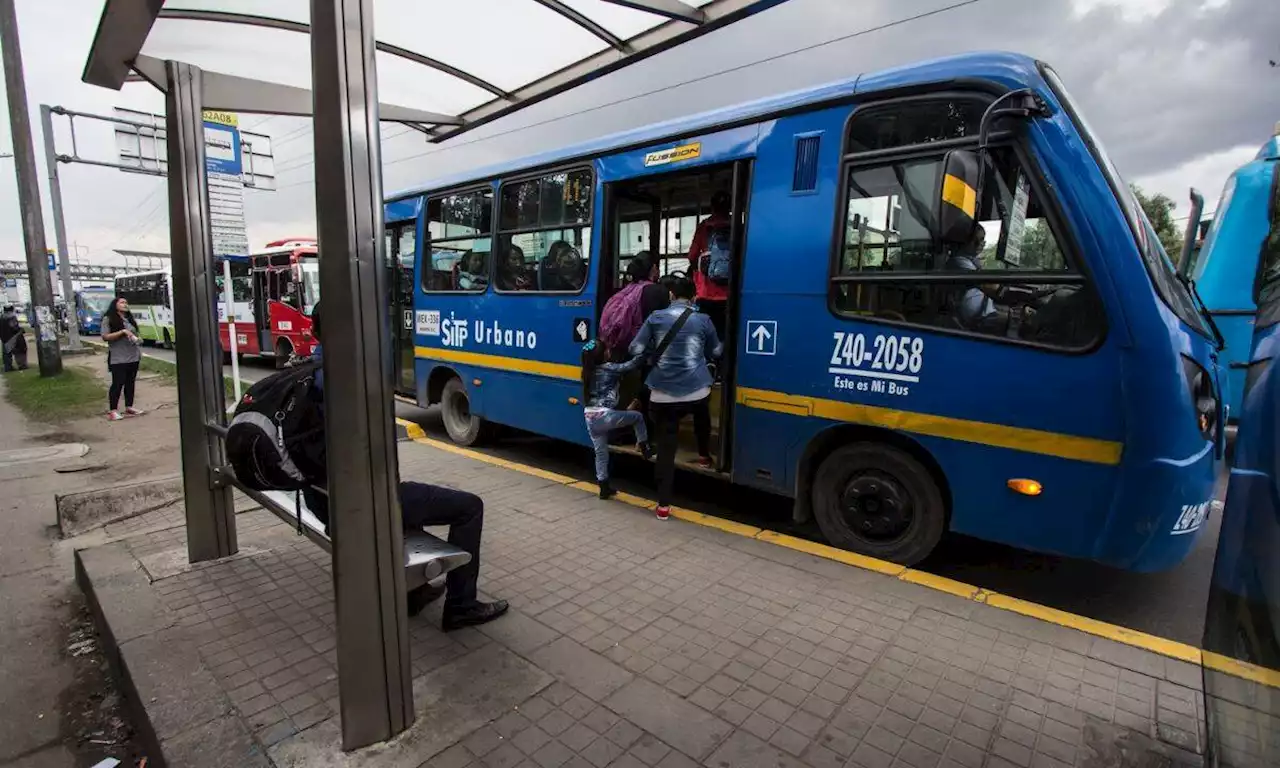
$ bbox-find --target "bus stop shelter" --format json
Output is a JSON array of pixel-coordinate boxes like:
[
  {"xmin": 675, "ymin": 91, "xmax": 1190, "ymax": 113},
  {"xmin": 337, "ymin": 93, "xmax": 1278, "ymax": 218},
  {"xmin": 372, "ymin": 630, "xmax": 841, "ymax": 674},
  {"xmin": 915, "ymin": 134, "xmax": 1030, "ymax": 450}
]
[{"xmin": 79, "ymin": 0, "xmax": 788, "ymax": 751}]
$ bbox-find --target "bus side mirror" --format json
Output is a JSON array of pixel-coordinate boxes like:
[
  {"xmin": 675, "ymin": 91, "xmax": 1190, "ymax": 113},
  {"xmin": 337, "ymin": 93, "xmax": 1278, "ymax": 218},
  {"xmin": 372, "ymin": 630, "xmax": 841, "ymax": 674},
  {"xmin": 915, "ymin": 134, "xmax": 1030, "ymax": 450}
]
[
  {"xmin": 1177, "ymin": 187, "xmax": 1205, "ymax": 278},
  {"xmin": 937, "ymin": 149, "xmax": 982, "ymax": 245}
]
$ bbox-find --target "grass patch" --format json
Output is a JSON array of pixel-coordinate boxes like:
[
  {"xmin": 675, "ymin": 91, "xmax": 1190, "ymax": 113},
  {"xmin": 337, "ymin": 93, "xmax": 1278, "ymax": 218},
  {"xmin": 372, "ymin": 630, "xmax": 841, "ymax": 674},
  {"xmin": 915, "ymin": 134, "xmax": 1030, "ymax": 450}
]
[{"xmin": 2, "ymin": 365, "xmax": 108, "ymax": 422}]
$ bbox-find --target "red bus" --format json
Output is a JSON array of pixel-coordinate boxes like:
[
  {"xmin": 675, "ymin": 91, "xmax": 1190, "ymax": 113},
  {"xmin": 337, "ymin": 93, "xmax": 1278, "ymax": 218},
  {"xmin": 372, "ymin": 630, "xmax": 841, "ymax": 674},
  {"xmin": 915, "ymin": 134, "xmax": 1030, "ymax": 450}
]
[{"xmin": 217, "ymin": 239, "xmax": 319, "ymax": 367}]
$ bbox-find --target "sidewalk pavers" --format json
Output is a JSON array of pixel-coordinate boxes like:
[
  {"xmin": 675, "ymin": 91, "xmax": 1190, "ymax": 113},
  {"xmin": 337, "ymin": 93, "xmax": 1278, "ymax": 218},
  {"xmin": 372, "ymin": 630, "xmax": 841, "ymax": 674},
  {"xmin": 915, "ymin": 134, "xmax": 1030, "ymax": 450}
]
[{"xmin": 74, "ymin": 438, "xmax": 1206, "ymax": 768}]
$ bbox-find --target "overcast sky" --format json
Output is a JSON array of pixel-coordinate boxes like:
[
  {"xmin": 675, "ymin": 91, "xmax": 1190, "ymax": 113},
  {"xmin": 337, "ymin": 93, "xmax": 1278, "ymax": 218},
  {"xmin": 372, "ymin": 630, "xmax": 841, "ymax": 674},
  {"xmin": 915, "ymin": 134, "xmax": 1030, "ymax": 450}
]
[{"xmin": 0, "ymin": 0, "xmax": 1276, "ymax": 270}]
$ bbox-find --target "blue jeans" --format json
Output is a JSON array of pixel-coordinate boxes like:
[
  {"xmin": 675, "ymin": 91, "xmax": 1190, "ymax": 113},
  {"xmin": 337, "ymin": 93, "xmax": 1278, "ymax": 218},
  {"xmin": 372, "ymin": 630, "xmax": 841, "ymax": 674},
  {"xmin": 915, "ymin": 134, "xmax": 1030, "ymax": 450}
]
[{"xmin": 585, "ymin": 408, "xmax": 648, "ymax": 482}]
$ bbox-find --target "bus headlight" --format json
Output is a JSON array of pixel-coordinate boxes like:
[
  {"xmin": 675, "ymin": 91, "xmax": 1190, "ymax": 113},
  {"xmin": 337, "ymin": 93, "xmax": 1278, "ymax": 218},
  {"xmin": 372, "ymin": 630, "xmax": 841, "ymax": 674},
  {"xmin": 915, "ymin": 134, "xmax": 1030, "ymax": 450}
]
[{"xmin": 1182, "ymin": 356, "xmax": 1218, "ymax": 442}]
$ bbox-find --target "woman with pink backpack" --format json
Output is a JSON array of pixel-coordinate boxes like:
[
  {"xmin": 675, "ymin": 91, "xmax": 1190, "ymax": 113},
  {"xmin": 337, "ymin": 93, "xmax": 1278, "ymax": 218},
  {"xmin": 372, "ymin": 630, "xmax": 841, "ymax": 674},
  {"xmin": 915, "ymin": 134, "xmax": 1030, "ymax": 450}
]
[{"xmin": 599, "ymin": 254, "xmax": 668, "ymax": 351}]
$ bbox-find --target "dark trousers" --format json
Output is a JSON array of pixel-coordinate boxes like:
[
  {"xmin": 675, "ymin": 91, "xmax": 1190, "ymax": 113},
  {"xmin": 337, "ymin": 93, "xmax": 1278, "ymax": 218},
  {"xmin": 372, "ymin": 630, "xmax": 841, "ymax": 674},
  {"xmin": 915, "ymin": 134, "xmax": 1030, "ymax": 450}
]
[
  {"xmin": 651, "ymin": 397, "xmax": 711, "ymax": 506},
  {"xmin": 399, "ymin": 481, "xmax": 483, "ymax": 608},
  {"xmin": 109, "ymin": 361, "xmax": 140, "ymax": 410},
  {"xmin": 304, "ymin": 480, "xmax": 485, "ymax": 609},
  {"xmin": 3, "ymin": 346, "xmax": 26, "ymax": 372}
]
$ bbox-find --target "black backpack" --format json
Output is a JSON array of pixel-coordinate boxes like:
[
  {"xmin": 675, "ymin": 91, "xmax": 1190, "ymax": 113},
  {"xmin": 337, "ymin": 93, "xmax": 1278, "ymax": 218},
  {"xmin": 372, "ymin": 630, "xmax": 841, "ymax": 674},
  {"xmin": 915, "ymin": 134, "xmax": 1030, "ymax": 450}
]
[{"xmin": 225, "ymin": 360, "xmax": 326, "ymax": 491}]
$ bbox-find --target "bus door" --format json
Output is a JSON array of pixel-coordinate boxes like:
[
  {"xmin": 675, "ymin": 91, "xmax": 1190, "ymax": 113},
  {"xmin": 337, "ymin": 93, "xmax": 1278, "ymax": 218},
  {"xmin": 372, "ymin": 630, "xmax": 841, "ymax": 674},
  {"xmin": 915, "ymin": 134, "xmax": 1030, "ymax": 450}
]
[
  {"xmin": 252, "ymin": 266, "xmax": 270, "ymax": 352},
  {"xmin": 386, "ymin": 220, "xmax": 416, "ymax": 396},
  {"xmin": 601, "ymin": 160, "xmax": 751, "ymax": 473}
]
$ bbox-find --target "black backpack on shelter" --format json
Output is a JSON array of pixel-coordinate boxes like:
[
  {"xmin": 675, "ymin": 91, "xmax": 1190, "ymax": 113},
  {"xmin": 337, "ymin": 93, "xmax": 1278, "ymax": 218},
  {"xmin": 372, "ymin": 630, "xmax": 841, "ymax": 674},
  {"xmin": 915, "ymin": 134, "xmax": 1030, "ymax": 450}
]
[{"xmin": 225, "ymin": 360, "xmax": 326, "ymax": 491}]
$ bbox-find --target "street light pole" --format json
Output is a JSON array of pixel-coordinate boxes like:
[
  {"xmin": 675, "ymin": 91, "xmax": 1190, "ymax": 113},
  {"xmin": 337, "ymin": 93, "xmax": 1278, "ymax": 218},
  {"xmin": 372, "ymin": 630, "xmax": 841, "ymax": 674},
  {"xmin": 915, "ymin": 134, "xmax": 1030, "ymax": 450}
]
[
  {"xmin": 0, "ymin": 2, "xmax": 61, "ymax": 375},
  {"xmin": 41, "ymin": 105, "xmax": 79, "ymax": 350}
]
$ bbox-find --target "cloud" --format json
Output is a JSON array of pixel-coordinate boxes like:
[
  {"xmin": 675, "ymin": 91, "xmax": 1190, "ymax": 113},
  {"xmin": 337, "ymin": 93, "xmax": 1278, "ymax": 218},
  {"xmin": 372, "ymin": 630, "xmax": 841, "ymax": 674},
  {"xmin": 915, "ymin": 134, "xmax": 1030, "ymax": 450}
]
[{"xmin": 0, "ymin": 0, "xmax": 1274, "ymax": 274}]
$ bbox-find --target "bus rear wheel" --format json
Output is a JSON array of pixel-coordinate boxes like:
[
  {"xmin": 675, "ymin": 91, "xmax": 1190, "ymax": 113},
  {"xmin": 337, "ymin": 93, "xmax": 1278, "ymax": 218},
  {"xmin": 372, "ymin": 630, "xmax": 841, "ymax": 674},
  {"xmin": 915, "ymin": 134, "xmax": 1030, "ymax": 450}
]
[
  {"xmin": 441, "ymin": 377, "xmax": 486, "ymax": 446},
  {"xmin": 812, "ymin": 443, "xmax": 945, "ymax": 566}
]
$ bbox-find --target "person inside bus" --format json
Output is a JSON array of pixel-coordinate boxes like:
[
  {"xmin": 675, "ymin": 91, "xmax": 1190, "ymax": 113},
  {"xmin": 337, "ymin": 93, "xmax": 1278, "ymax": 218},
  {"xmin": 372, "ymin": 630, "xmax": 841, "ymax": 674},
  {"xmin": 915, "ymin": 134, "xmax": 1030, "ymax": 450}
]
[
  {"xmin": 688, "ymin": 190, "xmax": 731, "ymax": 341},
  {"xmin": 541, "ymin": 241, "xmax": 586, "ymax": 291},
  {"xmin": 497, "ymin": 243, "xmax": 532, "ymax": 291},
  {"xmin": 946, "ymin": 224, "xmax": 1010, "ymax": 333},
  {"xmin": 1, "ymin": 304, "xmax": 27, "ymax": 372},
  {"xmin": 303, "ymin": 303, "xmax": 509, "ymax": 630},
  {"xmin": 456, "ymin": 250, "xmax": 488, "ymax": 291},
  {"xmin": 629, "ymin": 277, "xmax": 722, "ymax": 520},
  {"xmin": 102, "ymin": 297, "xmax": 144, "ymax": 421}
]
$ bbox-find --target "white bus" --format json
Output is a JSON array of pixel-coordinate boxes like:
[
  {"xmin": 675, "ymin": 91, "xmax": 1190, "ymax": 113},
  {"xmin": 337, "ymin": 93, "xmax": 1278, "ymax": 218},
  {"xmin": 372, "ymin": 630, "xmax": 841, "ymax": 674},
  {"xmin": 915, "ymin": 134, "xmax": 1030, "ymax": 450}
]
[{"xmin": 114, "ymin": 268, "xmax": 175, "ymax": 347}]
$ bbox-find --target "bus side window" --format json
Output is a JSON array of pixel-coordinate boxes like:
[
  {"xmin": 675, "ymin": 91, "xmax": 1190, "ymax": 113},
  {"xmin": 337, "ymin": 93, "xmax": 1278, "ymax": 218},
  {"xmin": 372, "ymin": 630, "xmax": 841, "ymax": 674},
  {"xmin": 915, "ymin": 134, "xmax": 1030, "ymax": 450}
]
[
  {"xmin": 833, "ymin": 141, "xmax": 1101, "ymax": 348},
  {"xmin": 425, "ymin": 189, "xmax": 493, "ymax": 293},
  {"xmin": 497, "ymin": 169, "xmax": 592, "ymax": 293}
]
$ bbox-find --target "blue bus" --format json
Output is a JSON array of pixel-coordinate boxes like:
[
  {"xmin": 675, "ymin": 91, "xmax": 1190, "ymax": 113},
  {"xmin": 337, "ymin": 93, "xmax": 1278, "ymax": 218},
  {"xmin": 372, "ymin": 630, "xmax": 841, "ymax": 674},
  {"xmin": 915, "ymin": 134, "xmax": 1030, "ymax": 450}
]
[
  {"xmin": 1189, "ymin": 125, "xmax": 1280, "ymax": 422},
  {"xmin": 1201, "ymin": 158, "xmax": 1279, "ymax": 766},
  {"xmin": 388, "ymin": 52, "xmax": 1223, "ymax": 570},
  {"xmin": 75, "ymin": 285, "xmax": 114, "ymax": 335}
]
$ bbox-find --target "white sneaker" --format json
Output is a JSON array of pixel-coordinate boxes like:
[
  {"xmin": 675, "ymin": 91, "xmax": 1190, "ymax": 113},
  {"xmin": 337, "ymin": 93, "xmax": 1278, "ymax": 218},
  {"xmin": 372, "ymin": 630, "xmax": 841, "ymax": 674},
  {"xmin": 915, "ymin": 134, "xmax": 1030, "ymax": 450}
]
[
  {"xmin": 125, "ymin": 406, "xmax": 145, "ymax": 416},
  {"xmin": 107, "ymin": 410, "xmax": 124, "ymax": 421}
]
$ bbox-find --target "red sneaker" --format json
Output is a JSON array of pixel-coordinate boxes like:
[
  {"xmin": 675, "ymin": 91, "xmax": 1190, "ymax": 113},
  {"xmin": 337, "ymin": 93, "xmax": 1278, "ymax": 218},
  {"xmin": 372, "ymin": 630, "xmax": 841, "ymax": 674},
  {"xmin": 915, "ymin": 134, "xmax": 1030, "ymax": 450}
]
[
  {"xmin": 655, "ymin": 505, "xmax": 670, "ymax": 521},
  {"xmin": 696, "ymin": 456, "xmax": 714, "ymax": 469}
]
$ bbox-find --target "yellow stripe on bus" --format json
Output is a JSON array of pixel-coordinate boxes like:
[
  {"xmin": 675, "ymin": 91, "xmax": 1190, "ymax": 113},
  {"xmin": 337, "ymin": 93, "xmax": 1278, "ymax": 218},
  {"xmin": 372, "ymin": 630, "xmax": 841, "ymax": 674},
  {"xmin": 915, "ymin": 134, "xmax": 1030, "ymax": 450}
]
[
  {"xmin": 941, "ymin": 173, "xmax": 977, "ymax": 219},
  {"xmin": 736, "ymin": 386, "xmax": 1123, "ymax": 465},
  {"xmin": 412, "ymin": 348, "xmax": 1121, "ymax": 465},
  {"xmin": 415, "ymin": 346, "xmax": 580, "ymax": 381}
]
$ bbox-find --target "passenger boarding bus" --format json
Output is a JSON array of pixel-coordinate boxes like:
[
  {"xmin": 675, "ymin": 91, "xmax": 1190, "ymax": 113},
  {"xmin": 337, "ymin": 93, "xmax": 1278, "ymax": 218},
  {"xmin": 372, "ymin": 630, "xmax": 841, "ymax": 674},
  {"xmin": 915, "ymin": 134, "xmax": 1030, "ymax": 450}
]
[
  {"xmin": 1188, "ymin": 123, "xmax": 1279, "ymax": 422},
  {"xmin": 1201, "ymin": 154, "xmax": 1279, "ymax": 766},
  {"xmin": 392, "ymin": 52, "xmax": 1223, "ymax": 570},
  {"xmin": 114, "ymin": 268, "xmax": 175, "ymax": 347},
  {"xmin": 75, "ymin": 285, "xmax": 114, "ymax": 335},
  {"xmin": 216, "ymin": 239, "xmax": 320, "ymax": 367}
]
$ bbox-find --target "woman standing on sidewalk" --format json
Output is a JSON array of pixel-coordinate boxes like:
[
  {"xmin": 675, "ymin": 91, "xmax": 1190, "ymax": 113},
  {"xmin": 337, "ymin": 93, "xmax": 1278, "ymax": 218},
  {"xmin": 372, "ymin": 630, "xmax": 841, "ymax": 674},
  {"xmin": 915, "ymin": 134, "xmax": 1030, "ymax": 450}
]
[{"xmin": 101, "ymin": 297, "xmax": 144, "ymax": 421}]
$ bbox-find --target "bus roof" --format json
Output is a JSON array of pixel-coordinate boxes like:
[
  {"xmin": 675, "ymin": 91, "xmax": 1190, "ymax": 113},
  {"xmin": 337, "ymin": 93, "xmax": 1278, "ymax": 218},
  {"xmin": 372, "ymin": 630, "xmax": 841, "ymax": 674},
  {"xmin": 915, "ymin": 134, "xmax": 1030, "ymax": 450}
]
[{"xmin": 388, "ymin": 51, "xmax": 1042, "ymax": 201}]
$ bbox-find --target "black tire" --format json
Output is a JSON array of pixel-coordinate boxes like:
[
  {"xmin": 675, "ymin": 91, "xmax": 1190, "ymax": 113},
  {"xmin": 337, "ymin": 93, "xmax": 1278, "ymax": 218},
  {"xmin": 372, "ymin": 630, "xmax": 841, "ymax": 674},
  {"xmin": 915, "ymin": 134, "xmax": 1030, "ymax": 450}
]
[
  {"xmin": 162, "ymin": 329, "xmax": 173, "ymax": 350},
  {"xmin": 440, "ymin": 377, "xmax": 486, "ymax": 446},
  {"xmin": 811, "ymin": 443, "xmax": 946, "ymax": 566},
  {"xmin": 275, "ymin": 340, "xmax": 293, "ymax": 370}
]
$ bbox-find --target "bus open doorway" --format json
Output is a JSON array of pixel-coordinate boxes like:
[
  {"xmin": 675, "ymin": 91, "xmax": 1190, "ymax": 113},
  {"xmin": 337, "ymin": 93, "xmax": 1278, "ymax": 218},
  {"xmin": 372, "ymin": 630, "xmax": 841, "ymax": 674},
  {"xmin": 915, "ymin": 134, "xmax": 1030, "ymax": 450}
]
[{"xmin": 600, "ymin": 160, "xmax": 751, "ymax": 477}]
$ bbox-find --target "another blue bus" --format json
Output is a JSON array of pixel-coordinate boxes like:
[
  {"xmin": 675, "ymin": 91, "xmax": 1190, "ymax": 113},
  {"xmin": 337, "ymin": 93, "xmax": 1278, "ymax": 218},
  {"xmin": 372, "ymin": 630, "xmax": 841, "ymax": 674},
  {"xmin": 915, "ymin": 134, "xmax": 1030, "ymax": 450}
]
[
  {"xmin": 1201, "ymin": 158, "xmax": 1279, "ymax": 766},
  {"xmin": 75, "ymin": 285, "xmax": 114, "ymax": 335},
  {"xmin": 1190, "ymin": 125, "xmax": 1280, "ymax": 422},
  {"xmin": 389, "ymin": 52, "xmax": 1223, "ymax": 570}
]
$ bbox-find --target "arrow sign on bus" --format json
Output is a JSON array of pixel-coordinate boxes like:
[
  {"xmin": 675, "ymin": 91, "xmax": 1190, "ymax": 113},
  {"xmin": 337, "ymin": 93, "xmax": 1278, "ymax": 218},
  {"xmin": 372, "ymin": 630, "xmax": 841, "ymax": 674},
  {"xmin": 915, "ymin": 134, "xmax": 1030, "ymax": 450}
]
[{"xmin": 746, "ymin": 320, "xmax": 777, "ymax": 356}]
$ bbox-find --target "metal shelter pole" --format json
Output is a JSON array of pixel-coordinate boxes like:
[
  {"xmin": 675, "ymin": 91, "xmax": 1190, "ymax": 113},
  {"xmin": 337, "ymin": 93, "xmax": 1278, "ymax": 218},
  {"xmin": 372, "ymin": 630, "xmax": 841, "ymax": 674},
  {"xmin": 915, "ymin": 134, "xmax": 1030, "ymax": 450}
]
[
  {"xmin": 0, "ymin": 1, "xmax": 61, "ymax": 376},
  {"xmin": 164, "ymin": 60, "xmax": 237, "ymax": 563},
  {"xmin": 40, "ymin": 105, "xmax": 79, "ymax": 350},
  {"xmin": 310, "ymin": 0, "xmax": 414, "ymax": 749}
]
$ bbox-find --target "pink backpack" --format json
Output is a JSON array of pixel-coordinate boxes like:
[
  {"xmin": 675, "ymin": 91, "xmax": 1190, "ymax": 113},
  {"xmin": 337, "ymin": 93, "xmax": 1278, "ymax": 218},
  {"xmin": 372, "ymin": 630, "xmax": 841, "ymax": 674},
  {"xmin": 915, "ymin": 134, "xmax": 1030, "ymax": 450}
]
[{"xmin": 599, "ymin": 281, "xmax": 648, "ymax": 351}]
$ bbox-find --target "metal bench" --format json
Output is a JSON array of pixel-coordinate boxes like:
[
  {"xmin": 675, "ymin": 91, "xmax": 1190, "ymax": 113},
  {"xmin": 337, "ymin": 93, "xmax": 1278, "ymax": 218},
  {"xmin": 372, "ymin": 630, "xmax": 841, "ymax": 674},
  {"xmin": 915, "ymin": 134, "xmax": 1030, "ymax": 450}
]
[
  {"xmin": 254, "ymin": 489, "xmax": 471, "ymax": 592},
  {"xmin": 205, "ymin": 423, "xmax": 470, "ymax": 593}
]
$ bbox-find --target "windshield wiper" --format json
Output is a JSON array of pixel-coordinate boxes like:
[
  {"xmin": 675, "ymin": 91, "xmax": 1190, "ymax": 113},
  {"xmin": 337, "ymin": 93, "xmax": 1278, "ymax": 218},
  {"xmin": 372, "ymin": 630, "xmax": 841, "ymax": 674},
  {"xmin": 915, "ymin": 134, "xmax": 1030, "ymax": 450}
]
[{"xmin": 1178, "ymin": 273, "xmax": 1224, "ymax": 350}]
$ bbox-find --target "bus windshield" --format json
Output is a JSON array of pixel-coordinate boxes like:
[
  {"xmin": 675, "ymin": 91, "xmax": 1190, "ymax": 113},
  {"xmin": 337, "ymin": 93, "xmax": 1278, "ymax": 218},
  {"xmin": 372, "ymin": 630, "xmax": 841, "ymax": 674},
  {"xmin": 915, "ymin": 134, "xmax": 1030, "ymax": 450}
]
[
  {"xmin": 299, "ymin": 258, "xmax": 320, "ymax": 315},
  {"xmin": 1041, "ymin": 65, "xmax": 1213, "ymax": 341},
  {"xmin": 80, "ymin": 293, "xmax": 113, "ymax": 314}
]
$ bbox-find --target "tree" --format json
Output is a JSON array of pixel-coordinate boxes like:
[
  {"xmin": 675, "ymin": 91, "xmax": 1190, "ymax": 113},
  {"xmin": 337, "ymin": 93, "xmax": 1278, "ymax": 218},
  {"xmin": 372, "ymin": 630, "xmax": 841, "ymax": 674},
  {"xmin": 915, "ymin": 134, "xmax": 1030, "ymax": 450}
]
[{"xmin": 1130, "ymin": 185, "xmax": 1184, "ymax": 259}]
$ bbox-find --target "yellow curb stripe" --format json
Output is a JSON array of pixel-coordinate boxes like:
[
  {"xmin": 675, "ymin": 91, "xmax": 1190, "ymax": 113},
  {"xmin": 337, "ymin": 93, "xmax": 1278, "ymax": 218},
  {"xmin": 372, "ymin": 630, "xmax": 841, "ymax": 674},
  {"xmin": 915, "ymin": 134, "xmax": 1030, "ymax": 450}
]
[
  {"xmin": 982, "ymin": 593, "xmax": 1202, "ymax": 665},
  {"xmin": 1202, "ymin": 651, "xmax": 1280, "ymax": 689},
  {"xmin": 395, "ymin": 419, "xmax": 1280, "ymax": 688},
  {"xmin": 900, "ymin": 570, "xmax": 983, "ymax": 600},
  {"xmin": 754, "ymin": 531, "xmax": 906, "ymax": 576}
]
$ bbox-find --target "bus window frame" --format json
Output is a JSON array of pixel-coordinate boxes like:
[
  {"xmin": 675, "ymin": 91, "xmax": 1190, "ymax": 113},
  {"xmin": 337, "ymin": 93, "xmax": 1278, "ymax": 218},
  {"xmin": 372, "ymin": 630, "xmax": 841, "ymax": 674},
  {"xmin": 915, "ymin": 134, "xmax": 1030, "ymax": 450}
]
[
  {"xmin": 494, "ymin": 164, "xmax": 594, "ymax": 296},
  {"xmin": 827, "ymin": 93, "xmax": 1106, "ymax": 355},
  {"xmin": 421, "ymin": 185, "xmax": 495, "ymax": 295}
]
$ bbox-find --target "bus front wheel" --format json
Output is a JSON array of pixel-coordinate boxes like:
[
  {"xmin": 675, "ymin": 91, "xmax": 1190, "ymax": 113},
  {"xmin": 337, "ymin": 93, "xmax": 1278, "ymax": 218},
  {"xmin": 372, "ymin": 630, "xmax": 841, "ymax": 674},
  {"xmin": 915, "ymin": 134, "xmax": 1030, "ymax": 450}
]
[
  {"xmin": 812, "ymin": 443, "xmax": 945, "ymax": 566},
  {"xmin": 441, "ymin": 377, "xmax": 485, "ymax": 446}
]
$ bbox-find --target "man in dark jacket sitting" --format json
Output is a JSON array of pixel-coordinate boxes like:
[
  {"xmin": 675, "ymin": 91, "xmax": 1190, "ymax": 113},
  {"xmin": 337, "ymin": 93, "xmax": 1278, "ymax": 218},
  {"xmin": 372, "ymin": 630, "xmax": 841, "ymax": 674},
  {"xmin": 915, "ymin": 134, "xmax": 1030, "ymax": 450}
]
[{"xmin": 305, "ymin": 303, "xmax": 507, "ymax": 629}]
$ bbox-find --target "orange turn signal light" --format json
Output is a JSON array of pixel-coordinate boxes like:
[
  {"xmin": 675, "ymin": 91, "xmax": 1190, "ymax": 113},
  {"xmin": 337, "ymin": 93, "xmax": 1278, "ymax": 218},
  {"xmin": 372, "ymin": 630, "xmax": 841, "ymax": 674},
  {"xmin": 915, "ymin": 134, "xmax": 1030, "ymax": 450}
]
[{"xmin": 1007, "ymin": 478, "xmax": 1043, "ymax": 496}]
